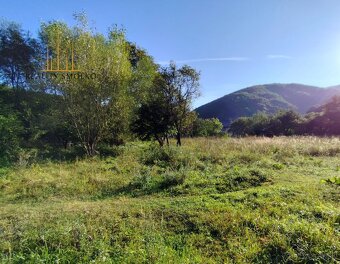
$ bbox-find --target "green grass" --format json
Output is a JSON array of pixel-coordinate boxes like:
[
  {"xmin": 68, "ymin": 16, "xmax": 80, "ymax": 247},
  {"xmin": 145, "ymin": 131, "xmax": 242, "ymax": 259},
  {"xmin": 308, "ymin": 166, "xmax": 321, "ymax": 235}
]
[{"xmin": 0, "ymin": 137, "xmax": 339, "ymax": 263}]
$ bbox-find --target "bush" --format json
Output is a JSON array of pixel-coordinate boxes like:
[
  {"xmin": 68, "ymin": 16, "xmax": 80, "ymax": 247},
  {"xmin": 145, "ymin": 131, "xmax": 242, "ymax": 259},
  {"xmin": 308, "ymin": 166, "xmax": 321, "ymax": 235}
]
[
  {"xmin": 159, "ymin": 169, "xmax": 186, "ymax": 189},
  {"xmin": 0, "ymin": 114, "xmax": 22, "ymax": 165},
  {"xmin": 140, "ymin": 144, "xmax": 195, "ymax": 169},
  {"xmin": 132, "ymin": 166, "xmax": 155, "ymax": 191},
  {"xmin": 141, "ymin": 144, "xmax": 177, "ymax": 166},
  {"xmin": 193, "ymin": 118, "xmax": 224, "ymax": 137},
  {"xmin": 216, "ymin": 167, "xmax": 268, "ymax": 192}
]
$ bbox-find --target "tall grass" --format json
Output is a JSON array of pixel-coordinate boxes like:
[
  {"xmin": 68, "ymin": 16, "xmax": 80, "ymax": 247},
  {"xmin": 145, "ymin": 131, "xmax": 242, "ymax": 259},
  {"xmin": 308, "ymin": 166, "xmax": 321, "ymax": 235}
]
[{"xmin": 0, "ymin": 136, "xmax": 339, "ymax": 263}]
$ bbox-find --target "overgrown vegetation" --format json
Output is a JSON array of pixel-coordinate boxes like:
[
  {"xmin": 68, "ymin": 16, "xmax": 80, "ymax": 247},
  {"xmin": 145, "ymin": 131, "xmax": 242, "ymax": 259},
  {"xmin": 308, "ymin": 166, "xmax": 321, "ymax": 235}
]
[
  {"xmin": 0, "ymin": 137, "xmax": 339, "ymax": 263},
  {"xmin": 0, "ymin": 16, "xmax": 224, "ymax": 163}
]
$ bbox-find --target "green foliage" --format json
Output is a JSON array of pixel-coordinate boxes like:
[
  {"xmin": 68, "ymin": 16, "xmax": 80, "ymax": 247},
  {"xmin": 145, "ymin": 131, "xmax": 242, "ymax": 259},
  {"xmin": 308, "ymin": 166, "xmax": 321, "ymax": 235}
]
[
  {"xmin": 159, "ymin": 169, "xmax": 187, "ymax": 188},
  {"xmin": 305, "ymin": 96, "xmax": 340, "ymax": 135},
  {"xmin": 0, "ymin": 96, "xmax": 23, "ymax": 165},
  {"xmin": 141, "ymin": 144, "xmax": 180, "ymax": 166},
  {"xmin": 40, "ymin": 19, "xmax": 133, "ymax": 155},
  {"xmin": 321, "ymin": 176, "xmax": 340, "ymax": 186},
  {"xmin": 136, "ymin": 62, "xmax": 200, "ymax": 146},
  {"xmin": 0, "ymin": 86, "xmax": 74, "ymax": 151},
  {"xmin": 140, "ymin": 143, "xmax": 194, "ymax": 169},
  {"xmin": 0, "ymin": 19, "xmax": 39, "ymax": 88},
  {"xmin": 215, "ymin": 167, "xmax": 267, "ymax": 192},
  {"xmin": 0, "ymin": 114, "xmax": 21, "ymax": 164},
  {"xmin": 131, "ymin": 167, "xmax": 187, "ymax": 194},
  {"xmin": 39, "ymin": 15, "xmax": 158, "ymax": 155},
  {"xmin": 128, "ymin": 42, "xmax": 158, "ymax": 104},
  {"xmin": 229, "ymin": 110, "xmax": 304, "ymax": 136},
  {"xmin": 193, "ymin": 117, "xmax": 223, "ymax": 136},
  {"xmin": 132, "ymin": 100, "xmax": 171, "ymax": 146},
  {"xmin": 229, "ymin": 96, "xmax": 340, "ymax": 137}
]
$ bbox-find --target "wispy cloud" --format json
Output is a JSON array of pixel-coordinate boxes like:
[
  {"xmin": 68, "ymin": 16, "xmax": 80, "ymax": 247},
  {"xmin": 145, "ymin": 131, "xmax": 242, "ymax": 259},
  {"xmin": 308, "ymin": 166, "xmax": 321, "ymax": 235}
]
[
  {"xmin": 157, "ymin": 57, "xmax": 249, "ymax": 65},
  {"xmin": 266, "ymin": 54, "xmax": 292, "ymax": 59}
]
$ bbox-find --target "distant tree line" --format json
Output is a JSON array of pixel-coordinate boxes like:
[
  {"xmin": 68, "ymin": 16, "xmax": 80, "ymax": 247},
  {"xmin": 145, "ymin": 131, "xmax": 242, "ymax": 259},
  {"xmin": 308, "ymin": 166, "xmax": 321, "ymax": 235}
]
[
  {"xmin": 0, "ymin": 15, "xmax": 223, "ymax": 163},
  {"xmin": 228, "ymin": 96, "xmax": 340, "ymax": 137}
]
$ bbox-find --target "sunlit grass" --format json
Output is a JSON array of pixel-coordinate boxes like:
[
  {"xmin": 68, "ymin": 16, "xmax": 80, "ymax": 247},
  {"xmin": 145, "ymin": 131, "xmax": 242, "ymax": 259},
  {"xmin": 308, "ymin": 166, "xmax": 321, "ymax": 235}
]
[{"xmin": 0, "ymin": 136, "xmax": 339, "ymax": 263}]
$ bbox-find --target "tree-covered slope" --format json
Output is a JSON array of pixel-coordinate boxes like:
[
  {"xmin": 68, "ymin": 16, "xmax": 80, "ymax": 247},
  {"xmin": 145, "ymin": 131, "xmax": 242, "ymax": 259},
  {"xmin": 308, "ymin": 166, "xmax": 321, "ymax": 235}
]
[{"xmin": 195, "ymin": 83, "xmax": 340, "ymax": 126}]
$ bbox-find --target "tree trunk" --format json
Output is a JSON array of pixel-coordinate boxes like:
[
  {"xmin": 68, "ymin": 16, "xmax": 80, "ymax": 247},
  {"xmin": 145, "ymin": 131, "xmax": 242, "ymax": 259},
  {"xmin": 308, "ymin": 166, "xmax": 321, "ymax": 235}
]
[
  {"xmin": 155, "ymin": 135, "xmax": 164, "ymax": 147},
  {"xmin": 63, "ymin": 140, "xmax": 68, "ymax": 149},
  {"xmin": 176, "ymin": 132, "xmax": 181, "ymax": 146},
  {"xmin": 85, "ymin": 140, "xmax": 97, "ymax": 156},
  {"xmin": 166, "ymin": 134, "xmax": 169, "ymax": 146}
]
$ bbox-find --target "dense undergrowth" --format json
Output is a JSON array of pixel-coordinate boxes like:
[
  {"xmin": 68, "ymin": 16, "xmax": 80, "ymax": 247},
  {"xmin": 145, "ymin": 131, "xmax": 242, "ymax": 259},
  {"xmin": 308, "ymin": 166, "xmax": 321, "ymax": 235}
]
[{"xmin": 0, "ymin": 137, "xmax": 339, "ymax": 263}]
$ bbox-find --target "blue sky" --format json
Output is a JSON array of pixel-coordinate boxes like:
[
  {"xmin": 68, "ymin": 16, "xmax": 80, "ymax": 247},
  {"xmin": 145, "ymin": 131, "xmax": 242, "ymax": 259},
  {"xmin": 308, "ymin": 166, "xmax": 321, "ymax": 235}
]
[{"xmin": 2, "ymin": 0, "xmax": 340, "ymax": 107}]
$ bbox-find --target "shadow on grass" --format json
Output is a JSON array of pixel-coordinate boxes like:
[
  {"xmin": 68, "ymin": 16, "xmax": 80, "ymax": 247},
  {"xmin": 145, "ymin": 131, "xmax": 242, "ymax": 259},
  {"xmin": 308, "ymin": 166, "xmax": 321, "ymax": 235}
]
[{"xmin": 102, "ymin": 170, "xmax": 268, "ymax": 199}]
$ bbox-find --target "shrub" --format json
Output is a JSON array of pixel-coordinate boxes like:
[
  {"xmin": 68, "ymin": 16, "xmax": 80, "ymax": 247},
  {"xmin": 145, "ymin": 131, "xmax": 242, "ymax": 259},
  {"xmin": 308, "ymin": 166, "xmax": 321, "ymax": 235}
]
[
  {"xmin": 159, "ymin": 169, "xmax": 187, "ymax": 189},
  {"xmin": 141, "ymin": 144, "xmax": 178, "ymax": 166},
  {"xmin": 0, "ymin": 114, "xmax": 22, "ymax": 165},
  {"xmin": 132, "ymin": 166, "xmax": 155, "ymax": 191},
  {"xmin": 192, "ymin": 118, "xmax": 223, "ymax": 137},
  {"xmin": 216, "ymin": 167, "xmax": 268, "ymax": 192},
  {"xmin": 140, "ymin": 144, "xmax": 195, "ymax": 169}
]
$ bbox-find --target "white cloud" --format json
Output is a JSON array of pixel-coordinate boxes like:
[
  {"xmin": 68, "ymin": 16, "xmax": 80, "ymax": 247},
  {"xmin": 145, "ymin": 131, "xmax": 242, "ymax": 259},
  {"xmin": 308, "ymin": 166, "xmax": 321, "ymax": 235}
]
[
  {"xmin": 266, "ymin": 54, "xmax": 292, "ymax": 59},
  {"xmin": 157, "ymin": 57, "xmax": 249, "ymax": 65}
]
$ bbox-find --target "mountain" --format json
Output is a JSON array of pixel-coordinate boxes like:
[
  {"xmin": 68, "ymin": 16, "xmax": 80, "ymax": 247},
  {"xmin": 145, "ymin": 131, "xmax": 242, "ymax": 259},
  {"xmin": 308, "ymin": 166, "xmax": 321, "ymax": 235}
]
[{"xmin": 195, "ymin": 83, "xmax": 340, "ymax": 127}]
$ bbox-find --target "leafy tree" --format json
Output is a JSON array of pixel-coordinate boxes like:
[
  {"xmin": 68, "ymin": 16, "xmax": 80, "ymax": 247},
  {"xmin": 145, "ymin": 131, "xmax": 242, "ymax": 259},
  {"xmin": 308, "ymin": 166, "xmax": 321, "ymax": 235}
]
[
  {"xmin": 157, "ymin": 62, "xmax": 200, "ymax": 146},
  {"xmin": 0, "ymin": 85, "xmax": 70, "ymax": 147},
  {"xmin": 0, "ymin": 20, "xmax": 39, "ymax": 89},
  {"xmin": 248, "ymin": 112, "xmax": 270, "ymax": 136},
  {"xmin": 268, "ymin": 110, "xmax": 302, "ymax": 136},
  {"xmin": 37, "ymin": 14, "xmax": 159, "ymax": 155},
  {"xmin": 133, "ymin": 63, "xmax": 200, "ymax": 146},
  {"xmin": 128, "ymin": 42, "xmax": 158, "ymax": 104},
  {"xmin": 228, "ymin": 110, "xmax": 303, "ymax": 137},
  {"xmin": 39, "ymin": 17, "xmax": 134, "ymax": 156},
  {"xmin": 193, "ymin": 117, "xmax": 223, "ymax": 136},
  {"xmin": 181, "ymin": 111, "xmax": 198, "ymax": 137},
  {"xmin": 132, "ymin": 99, "xmax": 171, "ymax": 146},
  {"xmin": 306, "ymin": 96, "xmax": 340, "ymax": 135},
  {"xmin": 228, "ymin": 116, "xmax": 253, "ymax": 136}
]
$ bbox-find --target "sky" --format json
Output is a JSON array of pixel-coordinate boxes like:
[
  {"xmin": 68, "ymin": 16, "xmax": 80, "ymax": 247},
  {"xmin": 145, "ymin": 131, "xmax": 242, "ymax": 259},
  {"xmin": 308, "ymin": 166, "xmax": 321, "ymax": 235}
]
[{"xmin": 2, "ymin": 0, "xmax": 340, "ymax": 107}]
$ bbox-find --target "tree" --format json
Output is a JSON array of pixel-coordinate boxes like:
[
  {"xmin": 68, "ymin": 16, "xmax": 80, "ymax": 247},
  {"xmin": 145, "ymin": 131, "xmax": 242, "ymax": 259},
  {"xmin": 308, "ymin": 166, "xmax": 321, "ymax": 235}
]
[
  {"xmin": 132, "ymin": 99, "xmax": 171, "ymax": 146},
  {"xmin": 268, "ymin": 110, "xmax": 302, "ymax": 136},
  {"xmin": 126, "ymin": 42, "xmax": 158, "ymax": 107},
  {"xmin": 132, "ymin": 63, "xmax": 200, "ymax": 146},
  {"xmin": 228, "ymin": 116, "xmax": 253, "ymax": 136},
  {"xmin": 193, "ymin": 117, "xmax": 223, "ymax": 137},
  {"xmin": 39, "ymin": 17, "xmax": 134, "ymax": 156},
  {"xmin": 181, "ymin": 111, "xmax": 198, "ymax": 137},
  {"xmin": 157, "ymin": 62, "xmax": 200, "ymax": 146},
  {"xmin": 306, "ymin": 96, "xmax": 340, "ymax": 136},
  {"xmin": 0, "ymin": 20, "xmax": 39, "ymax": 89},
  {"xmin": 228, "ymin": 110, "xmax": 303, "ymax": 137}
]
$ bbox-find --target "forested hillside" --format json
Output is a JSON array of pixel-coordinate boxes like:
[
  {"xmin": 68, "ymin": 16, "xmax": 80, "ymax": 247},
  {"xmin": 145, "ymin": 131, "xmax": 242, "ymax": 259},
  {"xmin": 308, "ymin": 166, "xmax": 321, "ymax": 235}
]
[{"xmin": 196, "ymin": 83, "xmax": 340, "ymax": 126}]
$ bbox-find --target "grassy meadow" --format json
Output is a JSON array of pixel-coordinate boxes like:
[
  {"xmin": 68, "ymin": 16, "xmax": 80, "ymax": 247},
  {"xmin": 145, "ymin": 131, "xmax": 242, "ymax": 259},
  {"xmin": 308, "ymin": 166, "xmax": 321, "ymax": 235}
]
[{"xmin": 0, "ymin": 137, "xmax": 339, "ymax": 263}]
